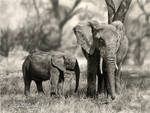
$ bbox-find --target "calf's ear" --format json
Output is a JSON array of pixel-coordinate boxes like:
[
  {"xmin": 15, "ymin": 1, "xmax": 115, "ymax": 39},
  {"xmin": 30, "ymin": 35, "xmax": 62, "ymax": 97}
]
[
  {"xmin": 51, "ymin": 56, "xmax": 66, "ymax": 72},
  {"xmin": 111, "ymin": 21, "xmax": 125, "ymax": 52},
  {"xmin": 63, "ymin": 55, "xmax": 76, "ymax": 70}
]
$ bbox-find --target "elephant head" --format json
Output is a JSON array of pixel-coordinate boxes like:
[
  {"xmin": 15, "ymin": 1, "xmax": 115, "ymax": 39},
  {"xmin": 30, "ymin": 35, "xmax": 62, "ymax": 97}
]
[
  {"xmin": 51, "ymin": 53, "xmax": 77, "ymax": 71},
  {"xmin": 51, "ymin": 53, "xmax": 80, "ymax": 92},
  {"xmin": 73, "ymin": 20, "xmax": 125, "ymax": 99}
]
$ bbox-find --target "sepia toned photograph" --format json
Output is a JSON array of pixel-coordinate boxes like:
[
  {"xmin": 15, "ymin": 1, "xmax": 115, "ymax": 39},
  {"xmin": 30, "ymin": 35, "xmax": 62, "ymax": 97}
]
[{"xmin": 0, "ymin": 0, "xmax": 150, "ymax": 113}]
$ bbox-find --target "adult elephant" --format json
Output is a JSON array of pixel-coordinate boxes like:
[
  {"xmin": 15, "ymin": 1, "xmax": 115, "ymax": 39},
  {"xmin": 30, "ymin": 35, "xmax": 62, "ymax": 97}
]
[
  {"xmin": 73, "ymin": 20, "xmax": 128, "ymax": 100},
  {"xmin": 22, "ymin": 51, "xmax": 80, "ymax": 96}
]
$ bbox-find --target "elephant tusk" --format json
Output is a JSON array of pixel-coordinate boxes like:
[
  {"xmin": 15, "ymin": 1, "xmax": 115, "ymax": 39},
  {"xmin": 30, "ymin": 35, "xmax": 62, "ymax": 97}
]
[
  {"xmin": 100, "ymin": 57, "xmax": 103, "ymax": 74},
  {"xmin": 115, "ymin": 62, "xmax": 118, "ymax": 70}
]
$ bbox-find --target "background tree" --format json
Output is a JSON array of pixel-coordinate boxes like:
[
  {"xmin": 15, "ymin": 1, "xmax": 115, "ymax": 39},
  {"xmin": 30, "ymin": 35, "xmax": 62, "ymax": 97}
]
[
  {"xmin": 16, "ymin": 0, "xmax": 82, "ymax": 53},
  {"xmin": 125, "ymin": 0, "xmax": 150, "ymax": 65},
  {"xmin": 0, "ymin": 28, "xmax": 16, "ymax": 57},
  {"xmin": 105, "ymin": 0, "xmax": 132, "ymax": 23}
]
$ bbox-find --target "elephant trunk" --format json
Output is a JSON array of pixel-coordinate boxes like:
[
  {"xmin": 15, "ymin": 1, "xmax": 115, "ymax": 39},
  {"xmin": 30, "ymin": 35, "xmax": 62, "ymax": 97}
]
[
  {"xmin": 106, "ymin": 56, "xmax": 116, "ymax": 100},
  {"xmin": 74, "ymin": 60, "xmax": 80, "ymax": 92},
  {"xmin": 99, "ymin": 56, "xmax": 118, "ymax": 74}
]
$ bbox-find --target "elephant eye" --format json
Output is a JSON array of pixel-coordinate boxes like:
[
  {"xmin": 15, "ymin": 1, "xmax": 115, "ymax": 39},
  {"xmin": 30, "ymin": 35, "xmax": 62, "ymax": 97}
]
[{"xmin": 99, "ymin": 38, "xmax": 105, "ymax": 46}]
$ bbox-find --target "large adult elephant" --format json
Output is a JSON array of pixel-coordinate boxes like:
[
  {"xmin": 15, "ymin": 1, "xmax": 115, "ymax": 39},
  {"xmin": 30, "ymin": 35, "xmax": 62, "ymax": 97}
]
[
  {"xmin": 73, "ymin": 20, "xmax": 128, "ymax": 100},
  {"xmin": 22, "ymin": 51, "xmax": 80, "ymax": 96}
]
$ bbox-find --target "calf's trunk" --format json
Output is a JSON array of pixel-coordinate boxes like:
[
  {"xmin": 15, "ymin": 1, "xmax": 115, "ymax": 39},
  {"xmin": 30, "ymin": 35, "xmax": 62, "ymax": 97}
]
[{"xmin": 74, "ymin": 60, "xmax": 80, "ymax": 92}]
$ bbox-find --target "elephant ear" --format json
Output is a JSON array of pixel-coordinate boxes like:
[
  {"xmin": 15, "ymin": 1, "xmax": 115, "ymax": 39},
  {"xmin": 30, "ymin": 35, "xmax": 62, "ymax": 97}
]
[
  {"xmin": 88, "ymin": 21, "xmax": 117, "ymax": 39},
  {"xmin": 73, "ymin": 21, "xmax": 95, "ymax": 55},
  {"xmin": 111, "ymin": 21, "xmax": 125, "ymax": 39},
  {"xmin": 64, "ymin": 55, "xmax": 76, "ymax": 70},
  {"xmin": 51, "ymin": 55, "xmax": 66, "ymax": 72},
  {"xmin": 111, "ymin": 21, "xmax": 125, "ymax": 52}
]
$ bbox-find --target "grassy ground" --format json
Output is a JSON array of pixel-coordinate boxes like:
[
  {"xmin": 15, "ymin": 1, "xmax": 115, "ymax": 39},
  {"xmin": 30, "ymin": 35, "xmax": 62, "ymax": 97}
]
[
  {"xmin": 1, "ymin": 70, "xmax": 150, "ymax": 113},
  {"xmin": 0, "ymin": 52, "xmax": 150, "ymax": 113}
]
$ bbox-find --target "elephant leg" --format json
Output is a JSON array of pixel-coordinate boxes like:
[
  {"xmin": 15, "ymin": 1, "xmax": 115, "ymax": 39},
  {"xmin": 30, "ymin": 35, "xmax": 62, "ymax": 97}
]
[
  {"xmin": 50, "ymin": 67, "xmax": 59, "ymax": 96},
  {"xmin": 87, "ymin": 56, "xmax": 98, "ymax": 97},
  {"xmin": 35, "ymin": 81, "xmax": 44, "ymax": 95},
  {"xmin": 24, "ymin": 78, "xmax": 31, "ymax": 96},
  {"xmin": 97, "ymin": 63, "xmax": 111, "ymax": 98},
  {"xmin": 87, "ymin": 71, "xmax": 97, "ymax": 97},
  {"xmin": 74, "ymin": 60, "xmax": 80, "ymax": 93},
  {"xmin": 97, "ymin": 62, "xmax": 109, "ymax": 97},
  {"xmin": 57, "ymin": 70, "xmax": 64, "ymax": 95},
  {"xmin": 97, "ymin": 69, "xmax": 104, "ymax": 94},
  {"xmin": 57, "ymin": 82, "xmax": 64, "ymax": 96},
  {"xmin": 115, "ymin": 63, "xmax": 121, "ymax": 94},
  {"xmin": 104, "ymin": 72, "xmax": 111, "ymax": 97},
  {"xmin": 97, "ymin": 72, "xmax": 109, "ymax": 96}
]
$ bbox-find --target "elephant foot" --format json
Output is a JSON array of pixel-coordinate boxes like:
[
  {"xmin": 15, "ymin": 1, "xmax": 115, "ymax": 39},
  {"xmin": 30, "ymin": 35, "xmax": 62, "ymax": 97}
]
[
  {"xmin": 87, "ymin": 89, "xmax": 96, "ymax": 98},
  {"xmin": 115, "ymin": 87, "xmax": 122, "ymax": 95},
  {"xmin": 111, "ymin": 95, "xmax": 116, "ymax": 100},
  {"xmin": 38, "ymin": 92, "xmax": 45, "ymax": 96},
  {"xmin": 50, "ymin": 92, "xmax": 56, "ymax": 96},
  {"xmin": 104, "ymin": 98, "xmax": 114, "ymax": 104},
  {"xmin": 25, "ymin": 91, "xmax": 30, "ymax": 97},
  {"xmin": 51, "ymin": 92, "xmax": 62, "ymax": 98},
  {"xmin": 116, "ymin": 91, "xmax": 120, "ymax": 96},
  {"xmin": 97, "ymin": 88, "xmax": 105, "ymax": 95},
  {"xmin": 104, "ymin": 96, "xmax": 116, "ymax": 104},
  {"xmin": 98, "ymin": 92, "xmax": 116, "ymax": 101},
  {"xmin": 97, "ymin": 95, "xmax": 111, "ymax": 104}
]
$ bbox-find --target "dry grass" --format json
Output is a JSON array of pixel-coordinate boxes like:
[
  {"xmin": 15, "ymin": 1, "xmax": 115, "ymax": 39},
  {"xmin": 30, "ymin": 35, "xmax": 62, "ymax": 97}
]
[
  {"xmin": 1, "ymin": 70, "xmax": 150, "ymax": 113},
  {"xmin": 0, "ymin": 53, "xmax": 150, "ymax": 113}
]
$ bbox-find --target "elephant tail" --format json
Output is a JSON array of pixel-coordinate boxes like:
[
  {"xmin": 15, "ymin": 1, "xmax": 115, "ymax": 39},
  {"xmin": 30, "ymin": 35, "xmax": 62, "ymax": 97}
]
[
  {"xmin": 22, "ymin": 56, "xmax": 31, "ymax": 80},
  {"xmin": 74, "ymin": 60, "xmax": 80, "ymax": 93}
]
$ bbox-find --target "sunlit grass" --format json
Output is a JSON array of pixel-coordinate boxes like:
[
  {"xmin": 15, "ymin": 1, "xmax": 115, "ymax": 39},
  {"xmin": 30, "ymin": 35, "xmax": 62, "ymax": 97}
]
[
  {"xmin": 0, "ymin": 53, "xmax": 150, "ymax": 113},
  {"xmin": 1, "ymin": 70, "xmax": 150, "ymax": 113}
]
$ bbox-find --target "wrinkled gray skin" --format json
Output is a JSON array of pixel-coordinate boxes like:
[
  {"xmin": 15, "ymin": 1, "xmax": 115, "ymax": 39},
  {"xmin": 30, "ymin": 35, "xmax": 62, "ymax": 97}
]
[
  {"xmin": 73, "ymin": 20, "xmax": 128, "ymax": 100},
  {"xmin": 22, "ymin": 51, "xmax": 80, "ymax": 96}
]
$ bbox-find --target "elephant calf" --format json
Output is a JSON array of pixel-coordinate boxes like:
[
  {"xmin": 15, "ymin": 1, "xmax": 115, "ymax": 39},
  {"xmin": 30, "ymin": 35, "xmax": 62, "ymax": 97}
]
[{"xmin": 22, "ymin": 51, "xmax": 80, "ymax": 96}]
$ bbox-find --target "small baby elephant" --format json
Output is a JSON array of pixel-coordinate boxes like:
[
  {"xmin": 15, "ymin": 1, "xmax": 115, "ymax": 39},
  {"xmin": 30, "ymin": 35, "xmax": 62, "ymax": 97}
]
[{"xmin": 22, "ymin": 51, "xmax": 80, "ymax": 96}]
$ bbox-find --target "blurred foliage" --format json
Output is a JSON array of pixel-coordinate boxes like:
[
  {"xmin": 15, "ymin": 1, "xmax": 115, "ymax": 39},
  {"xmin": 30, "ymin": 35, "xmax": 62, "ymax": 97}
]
[
  {"xmin": 16, "ymin": 0, "xmax": 64, "ymax": 53},
  {"xmin": 125, "ymin": 0, "xmax": 150, "ymax": 65},
  {"xmin": 0, "ymin": 0, "xmax": 150, "ymax": 66},
  {"xmin": 17, "ymin": 0, "xmax": 81, "ymax": 53},
  {"xmin": 16, "ymin": 15, "xmax": 60, "ymax": 53},
  {"xmin": 0, "ymin": 28, "xmax": 16, "ymax": 57}
]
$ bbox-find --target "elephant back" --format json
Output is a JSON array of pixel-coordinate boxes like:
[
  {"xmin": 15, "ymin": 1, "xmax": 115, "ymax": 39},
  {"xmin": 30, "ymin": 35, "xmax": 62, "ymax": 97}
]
[{"xmin": 29, "ymin": 51, "xmax": 52, "ymax": 66}]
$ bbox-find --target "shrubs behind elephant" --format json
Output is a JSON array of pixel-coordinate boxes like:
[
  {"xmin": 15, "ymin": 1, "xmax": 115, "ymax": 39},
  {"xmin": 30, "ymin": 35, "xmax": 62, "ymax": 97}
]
[
  {"xmin": 22, "ymin": 51, "xmax": 80, "ymax": 96},
  {"xmin": 73, "ymin": 20, "xmax": 128, "ymax": 100}
]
